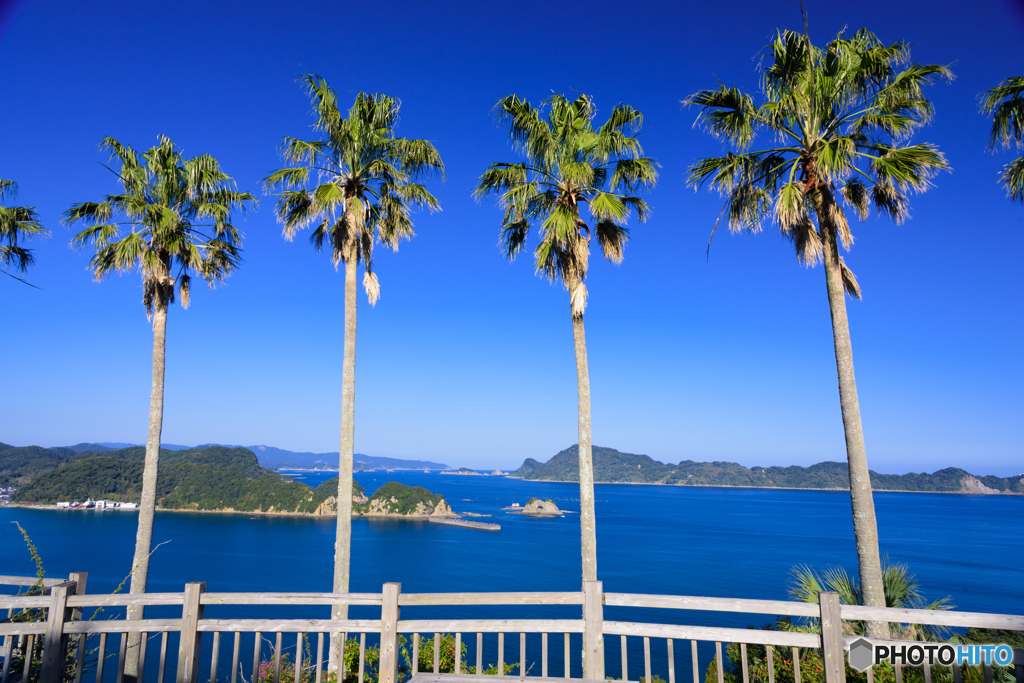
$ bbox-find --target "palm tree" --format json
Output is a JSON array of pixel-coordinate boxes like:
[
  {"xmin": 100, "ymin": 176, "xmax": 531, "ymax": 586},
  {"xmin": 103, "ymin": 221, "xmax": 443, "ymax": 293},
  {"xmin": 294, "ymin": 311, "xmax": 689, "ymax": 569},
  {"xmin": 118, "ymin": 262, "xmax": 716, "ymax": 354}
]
[
  {"xmin": 476, "ymin": 94, "xmax": 657, "ymax": 586},
  {"xmin": 685, "ymin": 28, "xmax": 950, "ymax": 637},
  {"xmin": 263, "ymin": 76, "xmax": 443, "ymax": 671},
  {"xmin": 66, "ymin": 136, "xmax": 254, "ymax": 678},
  {"xmin": 981, "ymin": 77, "xmax": 1024, "ymax": 202},
  {"xmin": 788, "ymin": 560, "xmax": 952, "ymax": 639},
  {"xmin": 1, "ymin": 180, "xmax": 48, "ymax": 285}
]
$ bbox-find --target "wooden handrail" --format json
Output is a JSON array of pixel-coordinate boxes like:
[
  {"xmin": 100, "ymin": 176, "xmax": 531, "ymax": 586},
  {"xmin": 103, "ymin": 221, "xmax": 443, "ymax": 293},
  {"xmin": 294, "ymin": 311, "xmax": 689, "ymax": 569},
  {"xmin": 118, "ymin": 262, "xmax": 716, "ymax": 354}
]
[
  {"xmin": 605, "ymin": 592, "xmax": 820, "ymax": 617},
  {"xmin": 840, "ymin": 604, "xmax": 1024, "ymax": 630},
  {"xmin": 603, "ymin": 620, "xmax": 821, "ymax": 648},
  {"xmin": 201, "ymin": 592, "xmax": 382, "ymax": 606},
  {"xmin": 397, "ymin": 618, "xmax": 584, "ymax": 634},
  {"xmin": 399, "ymin": 591, "xmax": 583, "ymax": 606}
]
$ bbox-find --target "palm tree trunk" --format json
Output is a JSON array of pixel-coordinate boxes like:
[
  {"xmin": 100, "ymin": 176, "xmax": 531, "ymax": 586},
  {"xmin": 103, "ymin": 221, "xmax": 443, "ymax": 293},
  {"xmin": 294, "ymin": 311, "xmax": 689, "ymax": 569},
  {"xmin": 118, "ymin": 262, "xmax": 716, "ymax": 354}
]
[
  {"xmin": 329, "ymin": 254, "xmax": 358, "ymax": 673},
  {"xmin": 123, "ymin": 298, "xmax": 168, "ymax": 681},
  {"xmin": 817, "ymin": 193, "xmax": 888, "ymax": 639},
  {"xmin": 569, "ymin": 283, "xmax": 598, "ymax": 584}
]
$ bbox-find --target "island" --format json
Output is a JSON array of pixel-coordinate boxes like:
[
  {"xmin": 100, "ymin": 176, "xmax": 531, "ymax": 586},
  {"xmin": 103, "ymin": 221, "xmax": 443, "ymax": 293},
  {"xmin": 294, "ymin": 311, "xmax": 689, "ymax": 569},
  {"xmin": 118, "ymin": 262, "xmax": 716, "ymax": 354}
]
[
  {"xmin": 0, "ymin": 444, "xmax": 459, "ymax": 517},
  {"xmin": 441, "ymin": 468, "xmax": 507, "ymax": 476},
  {"xmin": 509, "ymin": 444, "xmax": 1024, "ymax": 495}
]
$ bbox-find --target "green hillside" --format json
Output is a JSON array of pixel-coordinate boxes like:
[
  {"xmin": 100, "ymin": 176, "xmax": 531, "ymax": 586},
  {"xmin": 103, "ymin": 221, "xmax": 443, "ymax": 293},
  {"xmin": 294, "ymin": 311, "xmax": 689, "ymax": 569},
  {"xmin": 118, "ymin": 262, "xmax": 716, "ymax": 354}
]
[
  {"xmin": 0, "ymin": 444, "xmax": 76, "ymax": 487},
  {"xmin": 510, "ymin": 445, "xmax": 1024, "ymax": 494},
  {"xmin": 9, "ymin": 445, "xmax": 369, "ymax": 513},
  {"xmin": 357, "ymin": 481, "xmax": 445, "ymax": 515}
]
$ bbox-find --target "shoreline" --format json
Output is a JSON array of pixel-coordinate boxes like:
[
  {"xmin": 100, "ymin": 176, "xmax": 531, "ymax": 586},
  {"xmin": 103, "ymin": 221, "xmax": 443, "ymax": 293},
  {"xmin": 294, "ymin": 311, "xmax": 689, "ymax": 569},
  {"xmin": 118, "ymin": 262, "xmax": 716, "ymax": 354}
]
[
  {"xmin": 504, "ymin": 477, "xmax": 1024, "ymax": 496},
  {"xmin": 1, "ymin": 503, "xmax": 466, "ymax": 519}
]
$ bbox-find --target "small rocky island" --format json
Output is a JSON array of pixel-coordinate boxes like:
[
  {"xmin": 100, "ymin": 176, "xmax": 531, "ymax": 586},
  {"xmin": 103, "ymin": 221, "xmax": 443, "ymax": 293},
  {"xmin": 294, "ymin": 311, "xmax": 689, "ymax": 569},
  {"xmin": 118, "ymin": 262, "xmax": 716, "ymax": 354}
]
[
  {"xmin": 504, "ymin": 497, "xmax": 563, "ymax": 516},
  {"xmin": 314, "ymin": 481, "xmax": 454, "ymax": 518}
]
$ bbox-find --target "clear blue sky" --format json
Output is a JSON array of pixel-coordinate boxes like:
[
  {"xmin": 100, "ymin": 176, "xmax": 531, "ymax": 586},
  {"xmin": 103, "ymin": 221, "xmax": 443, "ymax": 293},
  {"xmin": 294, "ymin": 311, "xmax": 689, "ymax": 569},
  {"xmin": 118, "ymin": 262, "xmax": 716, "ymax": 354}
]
[{"xmin": 2, "ymin": 0, "xmax": 1022, "ymax": 475}]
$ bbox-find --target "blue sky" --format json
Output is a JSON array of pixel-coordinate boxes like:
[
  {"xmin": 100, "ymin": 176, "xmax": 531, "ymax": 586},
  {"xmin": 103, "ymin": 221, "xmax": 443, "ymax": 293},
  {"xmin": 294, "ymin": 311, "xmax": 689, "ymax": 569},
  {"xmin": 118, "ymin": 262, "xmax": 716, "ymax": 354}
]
[{"xmin": 1, "ymin": 0, "xmax": 1021, "ymax": 474}]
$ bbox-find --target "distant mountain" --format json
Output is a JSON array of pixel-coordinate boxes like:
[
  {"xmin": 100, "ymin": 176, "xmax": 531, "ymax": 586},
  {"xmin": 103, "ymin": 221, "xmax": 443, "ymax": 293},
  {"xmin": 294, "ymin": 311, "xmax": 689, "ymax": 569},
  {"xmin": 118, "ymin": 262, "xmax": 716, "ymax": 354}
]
[
  {"xmin": 63, "ymin": 443, "xmax": 114, "ymax": 454},
  {"xmin": 510, "ymin": 445, "xmax": 1024, "ymax": 494},
  {"xmin": 238, "ymin": 445, "xmax": 449, "ymax": 471},
  {"xmin": 95, "ymin": 442, "xmax": 192, "ymax": 451},
  {"xmin": 48, "ymin": 442, "xmax": 450, "ymax": 470}
]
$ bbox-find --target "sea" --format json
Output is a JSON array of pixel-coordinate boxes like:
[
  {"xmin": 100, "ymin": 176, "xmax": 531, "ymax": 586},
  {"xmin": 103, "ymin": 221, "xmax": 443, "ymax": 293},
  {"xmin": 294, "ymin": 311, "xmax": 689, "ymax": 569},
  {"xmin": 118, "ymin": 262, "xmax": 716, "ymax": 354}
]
[{"xmin": 2, "ymin": 471, "xmax": 1022, "ymax": 681}]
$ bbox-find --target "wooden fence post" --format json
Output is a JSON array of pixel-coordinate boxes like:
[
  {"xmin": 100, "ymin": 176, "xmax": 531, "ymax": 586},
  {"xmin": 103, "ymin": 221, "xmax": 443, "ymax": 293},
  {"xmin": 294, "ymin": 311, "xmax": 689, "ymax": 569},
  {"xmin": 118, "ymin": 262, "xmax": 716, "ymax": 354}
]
[
  {"xmin": 39, "ymin": 581, "xmax": 75, "ymax": 683},
  {"xmin": 379, "ymin": 583, "xmax": 401, "ymax": 683},
  {"xmin": 177, "ymin": 582, "xmax": 206, "ymax": 683},
  {"xmin": 818, "ymin": 591, "xmax": 846, "ymax": 683},
  {"xmin": 583, "ymin": 581, "xmax": 605, "ymax": 680},
  {"xmin": 68, "ymin": 572, "xmax": 88, "ymax": 683}
]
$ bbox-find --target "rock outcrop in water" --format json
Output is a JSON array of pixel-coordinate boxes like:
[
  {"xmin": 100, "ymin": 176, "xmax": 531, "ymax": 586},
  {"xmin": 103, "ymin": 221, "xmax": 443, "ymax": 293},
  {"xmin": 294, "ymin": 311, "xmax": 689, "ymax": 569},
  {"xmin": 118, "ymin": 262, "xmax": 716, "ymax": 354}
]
[{"xmin": 523, "ymin": 498, "xmax": 560, "ymax": 515}]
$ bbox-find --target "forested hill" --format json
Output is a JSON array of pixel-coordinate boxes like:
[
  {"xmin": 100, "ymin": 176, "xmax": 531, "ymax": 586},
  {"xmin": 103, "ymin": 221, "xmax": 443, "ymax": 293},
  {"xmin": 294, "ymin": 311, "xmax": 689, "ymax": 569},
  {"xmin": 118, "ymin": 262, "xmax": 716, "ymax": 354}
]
[
  {"xmin": 6, "ymin": 445, "xmax": 364, "ymax": 513},
  {"xmin": 510, "ymin": 445, "xmax": 1024, "ymax": 494}
]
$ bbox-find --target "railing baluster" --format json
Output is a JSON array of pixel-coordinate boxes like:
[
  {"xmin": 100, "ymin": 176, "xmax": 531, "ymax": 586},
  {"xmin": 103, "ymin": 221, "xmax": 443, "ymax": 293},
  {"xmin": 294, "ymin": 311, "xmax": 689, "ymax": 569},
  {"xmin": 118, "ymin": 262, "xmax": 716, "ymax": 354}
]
[
  {"xmin": 231, "ymin": 633, "xmax": 241, "ymax": 683},
  {"xmin": 691, "ymin": 641, "xmax": 699, "ymax": 683},
  {"xmin": 767, "ymin": 646, "xmax": 774, "ymax": 683},
  {"xmin": 341, "ymin": 632, "xmax": 348, "ymax": 683},
  {"xmin": 476, "ymin": 634, "xmax": 483, "ymax": 676},
  {"xmin": 621, "ymin": 635, "xmax": 628, "ymax": 682},
  {"xmin": 498, "ymin": 632, "xmax": 504, "ymax": 676},
  {"xmin": 315, "ymin": 634, "xmax": 324, "ymax": 683},
  {"xmin": 1, "ymin": 628, "xmax": 14, "ymax": 683},
  {"xmin": 139, "ymin": 632, "xmax": 149, "ymax": 683},
  {"xmin": 210, "ymin": 632, "xmax": 221, "ymax": 683},
  {"xmin": 715, "ymin": 642, "xmax": 724, "ymax": 683},
  {"xmin": 159, "ymin": 632, "xmax": 169, "ymax": 683},
  {"xmin": 542, "ymin": 633, "xmax": 548, "ymax": 678},
  {"xmin": 520, "ymin": 633, "xmax": 526, "ymax": 677},
  {"xmin": 644, "ymin": 636, "xmax": 652, "ymax": 683},
  {"xmin": 413, "ymin": 634, "xmax": 420, "ymax": 674},
  {"xmin": 117, "ymin": 632, "xmax": 128, "ymax": 683},
  {"xmin": 793, "ymin": 648, "xmax": 801, "ymax": 683},
  {"xmin": 23, "ymin": 635, "xmax": 36, "ymax": 683},
  {"xmin": 358, "ymin": 633, "xmax": 366, "ymax": 683},
  {"xmin": 740, "ymin": 644, "xmax": 749, "ymax": 683},
  {"xmin": 455, "ymin": 634, "xmax": 462, "ymax": 675},
  {"xmin": 564, "ymin": 633, "xmax": 569, "ymax": 680},
  {"xmin": 252, "ymin": 632, "xmax": 262, "ymax": 683},
  {"xmin": 75, "ymin": 634, "xmax": 89, "ymax": 683},
  {"xmin": 295, "ymin": 633, "xmax": 304, "ymax": 683},
  {"xmin": 273, "ymin": 632, "xmax": 283, "ymax": 683},
  {"xmin": 96, "ymin": 633, "xmax": 108, "ymax": 683},
  {"xmin": 433, "ymin": 633, "xmax": 440, "ymax": 674},
  {"xmin": 668, "ymin": 639, "xmax": 675, "ymax": 683}
]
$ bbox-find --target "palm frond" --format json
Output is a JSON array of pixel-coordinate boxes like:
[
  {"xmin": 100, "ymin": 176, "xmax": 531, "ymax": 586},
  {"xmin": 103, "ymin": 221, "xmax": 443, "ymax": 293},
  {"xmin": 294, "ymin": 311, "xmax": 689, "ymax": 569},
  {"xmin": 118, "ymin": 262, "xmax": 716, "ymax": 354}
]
[
  {"xmin": 981, "ymin": 76, "xmax": 1024, "ymax": 150},
  {"xmin": 998, "ymin": 155, "xmax": 1024, "ymax": 202}
]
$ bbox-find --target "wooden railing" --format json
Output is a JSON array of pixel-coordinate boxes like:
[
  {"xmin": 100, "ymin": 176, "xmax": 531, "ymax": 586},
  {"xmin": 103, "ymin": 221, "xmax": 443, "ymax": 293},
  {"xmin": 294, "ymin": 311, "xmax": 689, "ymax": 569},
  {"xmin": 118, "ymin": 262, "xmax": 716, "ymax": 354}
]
[{"xmin": 2, "ymin": 576, "xmax": 1022, "ymax": 683}]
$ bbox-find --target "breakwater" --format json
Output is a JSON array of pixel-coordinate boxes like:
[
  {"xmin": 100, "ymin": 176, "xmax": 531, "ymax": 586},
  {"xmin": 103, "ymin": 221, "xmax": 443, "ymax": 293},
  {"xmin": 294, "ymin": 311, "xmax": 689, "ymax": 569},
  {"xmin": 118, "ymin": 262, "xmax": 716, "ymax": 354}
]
[{"xmin": 429, "ymin": 517, "xmax": 500, "ymax": 531}]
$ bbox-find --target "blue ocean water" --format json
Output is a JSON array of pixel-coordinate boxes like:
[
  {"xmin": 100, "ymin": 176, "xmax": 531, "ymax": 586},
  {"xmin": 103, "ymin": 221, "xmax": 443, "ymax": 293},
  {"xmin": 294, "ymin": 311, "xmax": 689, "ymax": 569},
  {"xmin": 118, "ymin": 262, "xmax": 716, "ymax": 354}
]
[{"xmin": 2, "ymin": 472, "xmax": 1021, "ymax": 681}]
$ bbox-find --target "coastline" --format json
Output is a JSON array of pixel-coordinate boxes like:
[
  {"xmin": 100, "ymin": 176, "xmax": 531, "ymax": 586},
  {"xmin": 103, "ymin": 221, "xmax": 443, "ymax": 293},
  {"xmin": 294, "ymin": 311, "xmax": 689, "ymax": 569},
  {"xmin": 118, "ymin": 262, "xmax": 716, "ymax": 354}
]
[
  {"xmin": 2, "ymin": 503, "xmax": 465, "ymax": 519},
  {"xmin": 504, "ymin": 477, "xmax": 1024, "ymax": 496}
]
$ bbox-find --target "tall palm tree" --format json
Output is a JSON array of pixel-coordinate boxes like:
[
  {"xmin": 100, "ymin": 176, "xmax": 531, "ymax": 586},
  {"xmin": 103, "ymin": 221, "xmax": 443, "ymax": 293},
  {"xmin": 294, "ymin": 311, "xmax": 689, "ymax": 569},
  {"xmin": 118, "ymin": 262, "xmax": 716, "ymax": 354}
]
[
  {"xmin": 685, "ymin": 28, "xmax": 950, "ymax": 637},
  {"xmin": 1, "ymin": 180, "xmax": 48, "ymax": 285},
  {"xmin": 476, "ymin": 94, "xmax": 657, "ymax": 586},
  {"xmin": 66, "ymin": 136, "xmax": 254, "ymax": 678},
  {"xmin": 981, "ymin": 77, "xmax": 1024, "ymax": 202},
  {"xmin": 263, "ymin": 76, "xmax": 443, "ymax": 671}
]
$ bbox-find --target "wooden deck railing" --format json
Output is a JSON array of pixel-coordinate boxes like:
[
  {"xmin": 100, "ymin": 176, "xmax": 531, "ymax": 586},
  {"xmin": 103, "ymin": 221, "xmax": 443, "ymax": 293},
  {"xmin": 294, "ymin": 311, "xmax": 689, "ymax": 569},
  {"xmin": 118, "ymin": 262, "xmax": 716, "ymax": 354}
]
[{"xmin": 2, "ymin": 575, "xmax": 1022, "ymax": 683}]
